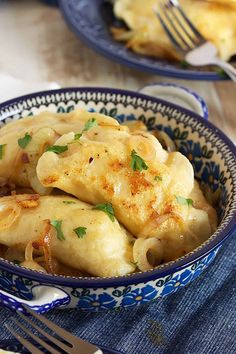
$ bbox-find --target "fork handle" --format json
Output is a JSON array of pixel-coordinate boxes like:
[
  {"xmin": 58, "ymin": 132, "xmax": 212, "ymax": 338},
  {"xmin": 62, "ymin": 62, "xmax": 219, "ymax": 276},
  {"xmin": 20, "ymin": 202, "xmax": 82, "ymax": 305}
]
[{"xmin": 213, "ymin": 59, "xmax": 236, "ymax": 82}]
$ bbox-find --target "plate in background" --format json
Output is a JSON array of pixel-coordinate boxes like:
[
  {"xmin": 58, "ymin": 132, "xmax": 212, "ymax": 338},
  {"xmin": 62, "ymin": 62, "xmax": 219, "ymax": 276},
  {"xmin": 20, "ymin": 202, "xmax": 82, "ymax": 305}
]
[{"xmin": 59, "ymin": 0, "xmax": 233, "ymax": 80}]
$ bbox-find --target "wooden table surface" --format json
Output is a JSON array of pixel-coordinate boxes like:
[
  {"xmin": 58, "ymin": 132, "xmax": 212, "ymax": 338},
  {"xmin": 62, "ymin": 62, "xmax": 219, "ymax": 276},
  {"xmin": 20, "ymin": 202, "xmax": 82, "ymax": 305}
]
[{"xmin": 0, "ymin": 0, "xmax": 235, "ymax": 142}]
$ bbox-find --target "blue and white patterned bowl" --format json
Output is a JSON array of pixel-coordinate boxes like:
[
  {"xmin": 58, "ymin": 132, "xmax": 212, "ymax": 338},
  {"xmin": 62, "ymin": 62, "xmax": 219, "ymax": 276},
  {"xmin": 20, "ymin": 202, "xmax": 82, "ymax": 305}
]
[{"xmin": 0, "ymin": 88, "xmax": 235, "ymax": 313}]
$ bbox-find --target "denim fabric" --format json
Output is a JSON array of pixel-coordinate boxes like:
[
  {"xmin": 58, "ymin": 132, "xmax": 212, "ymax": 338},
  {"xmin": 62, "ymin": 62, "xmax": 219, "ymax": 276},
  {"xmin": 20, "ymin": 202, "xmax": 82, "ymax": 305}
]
[{"xmin": 0, "ymin": 235, "xmax": 235, "ymax": 354}]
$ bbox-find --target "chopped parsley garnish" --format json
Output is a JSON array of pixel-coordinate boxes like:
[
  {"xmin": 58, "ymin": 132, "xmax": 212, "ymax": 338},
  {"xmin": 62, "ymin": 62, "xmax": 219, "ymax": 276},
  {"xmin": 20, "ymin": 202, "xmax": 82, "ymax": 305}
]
[
  {"xmin": 130, "ymin": 149, "xmax": 148, "ymax": 172},
  {"xmin": 93, "ymin": 203, "xmax": 115, "ymax": 222},
  {"xmin": 216, "ymin": 69, "xmax": 228, "ymax": 79},
  {"xmin": 74, "ymin": 226, "xmax": 87, "ymax": 239},
  {"xmin": 13, "ymin": 259, "xmax": 20, "ymax": 265},
  {"xmin": 154, "ymin": 175, "xmax": 162, "ymax": 182},
  {"xmin": 74, "ymin": 133, "xmax": 82, "ymax": 140},
  {"xmin": 0, "ymin": 144, "xmax": 6, "ymax": 159},
  {"xmin": 180, "ymin": 60, "xmax": 190, "ymax": 69},
  {"xmin": 175, "ymin": 196, "xmax": 193, "ymax": 207},
  {"xmin": 50, "ymin": 220, "xmax": 65, "ymax": 241},
  {"xmin": 18, "ymin": 133, "xmax": 32, "ymax": 149},
  {"xmin": 62, "ymin": 201, "xmax": 76, "ymax": 205},
  {"xmin": 83, "ymin": 118, "xmax": 97, "ymax": 132},
  {"xmin": 46, "ymin": 145, "xmax": 68, "ymax": 154},
  {"xmin": 74, "ymin": 118, "xmax": 98, "ymax": 141}
]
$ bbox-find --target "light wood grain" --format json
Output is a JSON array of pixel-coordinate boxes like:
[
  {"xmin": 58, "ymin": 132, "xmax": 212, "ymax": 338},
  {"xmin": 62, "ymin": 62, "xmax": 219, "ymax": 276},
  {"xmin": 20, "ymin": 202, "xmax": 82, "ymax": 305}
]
[{"xmin": 0, "ymin": 0, "xmax": 235, "ymax": 142}]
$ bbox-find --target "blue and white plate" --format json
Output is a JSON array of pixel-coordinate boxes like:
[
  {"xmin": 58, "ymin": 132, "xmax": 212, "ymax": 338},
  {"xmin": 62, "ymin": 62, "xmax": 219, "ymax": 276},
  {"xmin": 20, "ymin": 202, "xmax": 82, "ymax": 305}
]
[{"xmin": 59, "ymin": 0, "xmax": 233, "ymax": 80}]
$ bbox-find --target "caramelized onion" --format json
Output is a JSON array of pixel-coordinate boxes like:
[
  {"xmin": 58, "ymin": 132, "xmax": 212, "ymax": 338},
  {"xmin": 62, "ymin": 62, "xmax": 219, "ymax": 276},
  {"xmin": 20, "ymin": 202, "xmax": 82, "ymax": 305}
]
[
  {"xmin": 96, "ymin": 123, "xmax": 127, "ymax": 131},
  {"xmin": 111, "ymin": 27, "xmax": 136, "ymax": 41},
  {"xmin": 0, "ymin": 201, "xmax": 21, "ymax": 230},
  {"xmin": 22, "ymin": 220, "xmax": 58, "ymax": 274},
  {"xmin": 138, "ymin": 212, "xmax": 183, "ymax": 237},
  {"xmin": 24, "ymin": 241, "xmax": 35, "ymax": 262},
  {"xmin": 8, "ymin": 147, "xmax": 27, "ymax": 183},
  {"xmin": 201, "ymin": 183, "xmax": 221, "ymax": 207},
  {"xmin": 123, "ymin": 120, "xmax": 147, "ymax": 132},
  {"xmin": 25, "ymin": 166, "xmax": 52, "ymax": 195},
  {"xmin": 151, "ymin": 131, "xmax": 176, "ymax": 152},
  {"xmin": 20, "ymin": 260, "xmax": 46, "ymax": 273},
  {"xmin": 133, "ymin": 238, "xmax": 163, "ymax": 271},
  {"xmin": 40, "ymin": 220, "xmax": 58, "ymax": 274},
  {"xmin": 23, "ymin": 127, "xmax": 57, "ymax": 195}
]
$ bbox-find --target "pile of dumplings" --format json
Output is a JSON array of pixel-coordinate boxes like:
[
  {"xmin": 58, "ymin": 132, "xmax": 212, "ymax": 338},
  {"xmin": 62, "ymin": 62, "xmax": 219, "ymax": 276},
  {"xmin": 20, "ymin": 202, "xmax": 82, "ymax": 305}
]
[{"xmin": 0, "ymin": 109, "xmax": 217, "ymax": 277}]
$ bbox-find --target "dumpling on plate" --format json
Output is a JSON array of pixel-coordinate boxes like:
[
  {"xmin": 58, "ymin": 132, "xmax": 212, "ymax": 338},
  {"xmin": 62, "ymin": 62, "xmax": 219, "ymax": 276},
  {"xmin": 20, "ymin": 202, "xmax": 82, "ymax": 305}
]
[{"xmin": 113, "ymin": 0, "xmax": 236, "ymax": 62}]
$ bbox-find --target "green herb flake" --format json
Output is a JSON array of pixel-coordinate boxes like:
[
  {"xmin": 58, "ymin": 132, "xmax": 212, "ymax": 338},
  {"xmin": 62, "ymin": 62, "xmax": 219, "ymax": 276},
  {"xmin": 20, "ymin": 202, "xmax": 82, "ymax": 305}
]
[
  {"xmin": 130, "ymin": 149, "xmax": 148, "ymax": 172},
  {"xmin": 62, "ymin": 201, "xmax": 76, "ymax": 205},
  {"xmin": 216, "ymin": 69, "xmax": 228, "ymax": 79},
  {"xmin": 46, "ymin": 145, "xmax": 68, "ymax": 154},
  {"xmin": 74, "ymin": 133, "xmax": 82, "ymax": 140},
  {"xmin": 0, "ymin": 144, "xmax": 6, "ymax": 160},
  {"xmin": 93, "ymin": 203, "xmax": 115, "ymax": 222},
  {"xmin": 13, "ymin": 259, "xmax": 20, "ymax": 265},
  {"xmin": 175, "ymin": 195, "xmax": 193, "ymax": 207},
  {"xmin": 73, "ymin": 118, "xmax": 98, "ymax": 141},
  {"xmin": 74, "ymin": 226, "xmax": 87, "ymax": 239},
  {"xmin": 50, "ymin": 220, "xmax": 65, "ymax": 241},
  {"xmin": 154, "ymin": 175, "xmax": 162, "ymax": 182},
  {"xmin": 180, "ymin": 60, "xmax": 190, "ymax": 69},
  {"xmin": 18, "ymin": 133, "xmax": 32, "ymax": 149},
  {"xmin": 83, "ymin": 118, "xmax": 98, "ymax": 132}
]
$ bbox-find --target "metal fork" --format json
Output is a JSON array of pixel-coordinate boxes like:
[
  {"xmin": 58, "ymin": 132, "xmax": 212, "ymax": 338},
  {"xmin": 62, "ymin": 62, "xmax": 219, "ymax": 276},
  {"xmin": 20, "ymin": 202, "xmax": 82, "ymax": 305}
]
[
  {"xmin": 5, "ymin": 305, "xmax": 103, "ymax": 354},
  {"xmin": 155, "ymin": 0, "xmax": 236, "ymax": 81}
]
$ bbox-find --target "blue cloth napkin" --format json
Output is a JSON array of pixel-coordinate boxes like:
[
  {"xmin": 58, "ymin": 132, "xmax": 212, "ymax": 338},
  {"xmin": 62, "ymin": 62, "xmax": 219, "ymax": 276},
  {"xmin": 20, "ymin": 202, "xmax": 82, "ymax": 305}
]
[{"xmin": 0, "ymin": 235, "xmax": 235, "ymax": 354}]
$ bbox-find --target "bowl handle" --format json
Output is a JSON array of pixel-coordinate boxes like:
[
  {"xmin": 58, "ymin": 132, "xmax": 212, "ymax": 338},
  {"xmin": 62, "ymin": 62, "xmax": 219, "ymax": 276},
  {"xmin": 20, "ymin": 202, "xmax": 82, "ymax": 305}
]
[
  {"xmin": 138, "ymin": 83, "xmax": 209, "ymax": 120},
  {"xmin": 0, "ymin": 285, "xmax": 71, "ymax": 313}
]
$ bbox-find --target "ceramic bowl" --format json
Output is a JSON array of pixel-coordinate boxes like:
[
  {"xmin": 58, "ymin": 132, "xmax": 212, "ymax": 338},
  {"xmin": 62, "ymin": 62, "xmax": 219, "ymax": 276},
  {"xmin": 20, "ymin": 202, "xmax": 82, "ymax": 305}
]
[{"xmin": 0, "ymin": 88, "xmax": 235, "ymax": 313}]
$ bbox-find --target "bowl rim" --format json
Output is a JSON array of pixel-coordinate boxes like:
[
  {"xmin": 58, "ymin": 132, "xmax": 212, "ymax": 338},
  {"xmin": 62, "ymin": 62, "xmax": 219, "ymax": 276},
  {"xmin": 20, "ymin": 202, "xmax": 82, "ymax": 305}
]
[{"xmin": 0, "ymin": 87, "xmax": 235, "ymax": 288}]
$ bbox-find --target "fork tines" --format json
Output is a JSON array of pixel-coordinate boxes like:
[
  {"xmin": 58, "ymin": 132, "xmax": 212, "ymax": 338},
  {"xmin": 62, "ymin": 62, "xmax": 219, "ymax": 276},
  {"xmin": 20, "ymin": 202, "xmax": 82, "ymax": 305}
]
[
  {"xmin": 5, "ymin": 305, "xmax": 103, "ymax": 354},
  {"xmin": 154, "ymin": 0, "xmax": 205, "ymax": 53}
]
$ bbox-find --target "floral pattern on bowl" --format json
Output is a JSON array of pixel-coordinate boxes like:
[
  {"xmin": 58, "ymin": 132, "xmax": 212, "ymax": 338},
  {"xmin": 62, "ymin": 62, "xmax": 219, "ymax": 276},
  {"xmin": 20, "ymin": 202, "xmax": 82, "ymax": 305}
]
[{"xmin": 0, "ymin": 248, "xmax": 219, "ymax": 313}]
